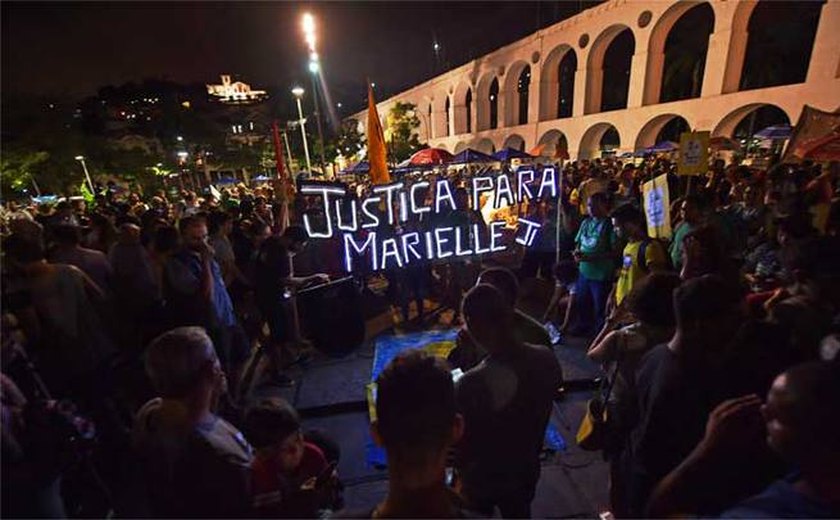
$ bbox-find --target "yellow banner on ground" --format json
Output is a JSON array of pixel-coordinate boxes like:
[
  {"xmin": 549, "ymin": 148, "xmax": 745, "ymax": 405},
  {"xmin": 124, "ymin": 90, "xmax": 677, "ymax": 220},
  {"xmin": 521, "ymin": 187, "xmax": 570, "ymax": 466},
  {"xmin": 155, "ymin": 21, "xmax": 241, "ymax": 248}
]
[
  {"xmin": 366, "ymin": 84, "xmax": 391, "ymax": 185},
  {"xmin": 678, "ymin": 131, "xmax": 710, "ymax": 176},
  {"xmin": 642, "ymin": 173, "xmax": 672, "ymax": 239}
]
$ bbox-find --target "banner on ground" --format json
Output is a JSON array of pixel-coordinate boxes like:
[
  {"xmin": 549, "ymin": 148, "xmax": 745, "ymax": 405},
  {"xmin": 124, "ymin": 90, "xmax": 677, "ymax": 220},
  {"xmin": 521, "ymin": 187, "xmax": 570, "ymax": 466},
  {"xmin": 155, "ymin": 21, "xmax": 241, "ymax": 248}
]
[
  {"xmin": 678, "ymin": 131, "xmax": 710, "ymax": 176},
  {"xmin": 642, "ymin": 173, "xmax": 672, "ymax": 239}
]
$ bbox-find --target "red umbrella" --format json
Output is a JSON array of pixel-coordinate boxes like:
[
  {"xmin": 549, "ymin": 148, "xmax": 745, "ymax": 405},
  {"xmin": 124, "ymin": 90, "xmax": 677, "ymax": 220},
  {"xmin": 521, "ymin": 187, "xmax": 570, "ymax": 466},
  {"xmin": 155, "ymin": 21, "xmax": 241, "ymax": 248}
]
[
  {"xmin": 408, "ymin": 148, "xmax": 453, "ymax": 166},
  {"xmin": 796, "ymin": 132, "xmax": 840, "ymax": 161}
]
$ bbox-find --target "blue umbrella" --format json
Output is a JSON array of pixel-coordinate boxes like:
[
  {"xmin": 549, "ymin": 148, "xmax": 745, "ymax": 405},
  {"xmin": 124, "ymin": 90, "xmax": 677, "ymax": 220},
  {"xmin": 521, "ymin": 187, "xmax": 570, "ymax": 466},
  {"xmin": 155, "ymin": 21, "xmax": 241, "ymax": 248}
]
[
  {"xmin": 754, "ymin": 124, "xmax": 792, "ymax": 140},
  {"xmin": 252, "ymin": 175, "xmax": 271, "ymax": 182},
  {"xmin": 450, "ymin": 148, "xmax": 495, "ymax": 164},
  {"xmin": 492, "ymin": 147, "xmax": 533, "ymax": 161},
  {"xmin": 342, "ymin": 160, "xmax": 370, "ymax": 174},
  {"xmin": 650, "ymin": 140, "xmax": 678, "ymax": 152}
]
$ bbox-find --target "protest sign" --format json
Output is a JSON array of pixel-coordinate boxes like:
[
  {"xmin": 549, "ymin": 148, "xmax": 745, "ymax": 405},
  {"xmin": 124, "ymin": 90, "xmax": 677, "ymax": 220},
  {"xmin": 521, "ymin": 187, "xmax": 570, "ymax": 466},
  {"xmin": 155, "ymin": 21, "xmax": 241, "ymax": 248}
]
[
  {"xmin": 678, "ymin": 131, "xmax": 710, "ymax": 176},
  {"xmin": 642, "ymin": 173, "xmax": 672, "ymax": 239}
]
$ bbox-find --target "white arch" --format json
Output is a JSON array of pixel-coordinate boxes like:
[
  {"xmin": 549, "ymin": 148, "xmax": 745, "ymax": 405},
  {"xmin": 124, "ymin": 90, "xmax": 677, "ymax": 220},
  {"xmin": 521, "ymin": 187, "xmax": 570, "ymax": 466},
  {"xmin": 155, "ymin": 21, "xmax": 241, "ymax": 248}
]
[
  {"xmin": 712, "ymin": 103, "xmax": 792, "ymax": 138},
  {"xmin": 473, "ymin": 137, "xmax": 496, "ymax": 155},
  {"xmin": 503, "ymin": 60, "xmax": 531, "ymax": 127},
  {"xmin": 537, "ymin": 129, "xmax": 569, "ymax": 157},
  {"xmin": 539, "ymin": 44, "xmax": 576, "ymax": 121},
  {"xmin": 635, "ymin": 113, "xmax": 691, "ymax": 150},
  {"xmin": 453, "ymin": 141, "xmax": 469, "ymax": 154},
  {"xmin": 452, "ymin": 81, "xmax": 473, "ymax": 135},
  {"xmin": 579, "ymin": 122, "xmax": 621, "ymax": 159},
  {"xmin": 476, "ymin": 72, "xmax": 498, "ymax": 131},
  {"xmin": 585, "ymin": 24, "xmax": 636, "ymax": 115},
  {"xmin": 502, "ymin": 134, "xmax": 526, "ymax": 152},
  {"xmin": 721, "ymin": 0, "xmax": 759, "ymax": 93},
  {"xmin": 643, "ymin": 1, "xmax": 715, "ymax": 105}
]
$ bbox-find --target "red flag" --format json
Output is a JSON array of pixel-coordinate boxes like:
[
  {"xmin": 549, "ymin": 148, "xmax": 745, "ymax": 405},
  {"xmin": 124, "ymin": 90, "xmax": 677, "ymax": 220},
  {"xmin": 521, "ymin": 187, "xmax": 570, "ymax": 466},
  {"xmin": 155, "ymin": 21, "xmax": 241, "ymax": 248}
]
[
  {"xmin": 272, "ymin": 120, "xmax": 287, "ymax": 181},
  {"xmin": 272, "ymin": 120, "xmax": 291, "ymax": 233}
]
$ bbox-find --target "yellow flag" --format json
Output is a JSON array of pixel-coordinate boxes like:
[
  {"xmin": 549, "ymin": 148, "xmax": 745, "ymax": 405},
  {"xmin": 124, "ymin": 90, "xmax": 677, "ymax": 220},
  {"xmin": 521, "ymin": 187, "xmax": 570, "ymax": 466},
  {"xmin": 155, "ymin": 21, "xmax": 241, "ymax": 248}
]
[{"xmin": 366, "ymin": 84, "xmax": 391, "ymax": 185}]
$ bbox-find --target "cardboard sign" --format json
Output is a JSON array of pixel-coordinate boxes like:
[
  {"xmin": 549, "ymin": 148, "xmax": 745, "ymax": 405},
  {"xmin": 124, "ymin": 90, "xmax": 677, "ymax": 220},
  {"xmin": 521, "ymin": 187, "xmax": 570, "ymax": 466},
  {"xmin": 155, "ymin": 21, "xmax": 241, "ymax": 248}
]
[
  {"xmin": 642, "ymin": 174, "xmax": 672, "ymax": 239},
  {"xmin": 678, "ymin": 131, "xmax": 710, "ymax": 176}
]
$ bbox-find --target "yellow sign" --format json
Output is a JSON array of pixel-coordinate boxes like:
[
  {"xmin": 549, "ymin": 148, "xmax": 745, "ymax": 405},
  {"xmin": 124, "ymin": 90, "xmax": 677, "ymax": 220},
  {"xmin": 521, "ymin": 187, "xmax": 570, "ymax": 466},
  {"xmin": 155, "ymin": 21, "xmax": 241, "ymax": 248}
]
[
  {"xmin": 678, "ymin": 131, "xmax": 710, "ymax": 176},
  {"xmin": 642, "ymin": 174, "xmax": 672, "ymax": 239}
]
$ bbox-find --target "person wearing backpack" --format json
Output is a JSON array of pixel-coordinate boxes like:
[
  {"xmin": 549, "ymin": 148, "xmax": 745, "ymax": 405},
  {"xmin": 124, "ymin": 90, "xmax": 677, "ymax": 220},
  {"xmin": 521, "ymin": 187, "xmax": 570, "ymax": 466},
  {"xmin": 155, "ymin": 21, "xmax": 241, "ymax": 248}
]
[
  {"xmin": 610, "ymin": 204, "xmax": 670, "ymax": 308},
  {"xmin": 572, "ymin": 192, "xmax": 620, "ymax": 335}
]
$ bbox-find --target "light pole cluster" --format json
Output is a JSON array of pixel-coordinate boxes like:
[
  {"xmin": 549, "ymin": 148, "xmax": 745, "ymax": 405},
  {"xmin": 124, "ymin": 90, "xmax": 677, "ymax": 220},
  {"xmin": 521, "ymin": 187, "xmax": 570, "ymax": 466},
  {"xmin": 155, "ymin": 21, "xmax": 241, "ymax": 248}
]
[
  {"xmin": 291, "ymin": 86, "xmax": 312, "ymax": 174},
  {"xmin": 302, "ymin": 12, "xmax": 328, "ymax": 176}
]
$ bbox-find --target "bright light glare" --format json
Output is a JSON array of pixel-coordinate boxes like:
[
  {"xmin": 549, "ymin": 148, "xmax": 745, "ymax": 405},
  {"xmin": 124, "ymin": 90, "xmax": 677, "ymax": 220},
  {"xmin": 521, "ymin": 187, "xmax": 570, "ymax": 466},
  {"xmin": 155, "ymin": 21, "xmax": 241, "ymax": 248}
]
[
  {"xmin": 309, "ymin": 61, "xmax": 319, "ymax": 73},
  {"xmin": 305, "ymin": 33, "xmax": 316, "ymax": 50},
  {"xmin": 75, "ymin": 155, "xmax": 84, "ymax": 161},
  {"xmin": 302, "ymin": 13, "xmax": 315, "ymax": 34},
  {"xmin": 292, "ymin": 86, "xmax": 305, "ymax": 97}
]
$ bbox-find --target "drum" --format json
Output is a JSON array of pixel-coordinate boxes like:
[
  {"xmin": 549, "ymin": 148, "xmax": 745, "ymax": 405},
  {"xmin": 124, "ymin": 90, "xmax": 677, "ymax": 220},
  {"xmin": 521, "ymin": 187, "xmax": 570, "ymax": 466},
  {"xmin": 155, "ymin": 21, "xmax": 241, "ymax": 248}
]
[{"xmin": 295, "ymin": 276, "xmax": 365, "ymax": 356}]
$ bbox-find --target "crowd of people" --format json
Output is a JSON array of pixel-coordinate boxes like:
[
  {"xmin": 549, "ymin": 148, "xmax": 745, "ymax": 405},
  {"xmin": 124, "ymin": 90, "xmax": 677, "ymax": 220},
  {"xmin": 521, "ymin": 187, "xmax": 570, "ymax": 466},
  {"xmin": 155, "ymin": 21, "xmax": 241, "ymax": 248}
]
[{"xmin": 1, "ymin": 153, "xmax": 839, "ymax": 518}]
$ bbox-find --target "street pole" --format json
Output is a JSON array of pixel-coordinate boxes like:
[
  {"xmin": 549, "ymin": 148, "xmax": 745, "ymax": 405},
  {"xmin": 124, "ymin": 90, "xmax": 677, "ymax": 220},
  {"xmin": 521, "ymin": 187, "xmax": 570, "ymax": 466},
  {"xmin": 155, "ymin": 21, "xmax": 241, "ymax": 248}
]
[
  {"xmin": 294, "ymin": 95, "xmax": 312, "ymax": 174},
  {"xmin": 282, "ymin": 130, "xmax": 295, "ymax": 173},
  {"xmin": 310, "ymin": 73, "xmax": 327, "ymax": 175},
  {"xmin": 75, "ymin": 156, "xmax": 95, "ymax": 193}
]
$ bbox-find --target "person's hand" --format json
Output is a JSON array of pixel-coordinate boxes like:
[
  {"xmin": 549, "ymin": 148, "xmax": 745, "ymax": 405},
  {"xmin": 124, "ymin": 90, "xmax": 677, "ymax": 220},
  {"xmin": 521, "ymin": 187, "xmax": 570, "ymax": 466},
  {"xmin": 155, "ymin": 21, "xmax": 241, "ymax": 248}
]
[
  {"xmin": 698, "ymin": 395, "xmax": 764, "ymax": 458},
  {"xmin": 313, "ymin": 273, "xmax": 330, "ymax": 284},
  {"xmin": 198, "ymin": 240, "xmax": 215, "ymax": 260},
  {"xmin": 573, "ymin": 250, "xmax": 583, "ymax": 263}
]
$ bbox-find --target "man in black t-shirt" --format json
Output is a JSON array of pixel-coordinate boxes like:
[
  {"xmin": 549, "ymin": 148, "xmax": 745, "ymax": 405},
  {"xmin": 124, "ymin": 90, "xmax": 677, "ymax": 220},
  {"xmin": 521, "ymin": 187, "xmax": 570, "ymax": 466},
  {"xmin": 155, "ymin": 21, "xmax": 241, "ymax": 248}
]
[
  {"xmin": 253, "ymin": 225, "xmax": 327, "ymax": 382},
  {"xmin": 621, "ymin": 275, "xmax": 743, "ymax": 517},
  {"xmin": 455, "ymin": 284, "xmax": 563, "ymax": 518}
]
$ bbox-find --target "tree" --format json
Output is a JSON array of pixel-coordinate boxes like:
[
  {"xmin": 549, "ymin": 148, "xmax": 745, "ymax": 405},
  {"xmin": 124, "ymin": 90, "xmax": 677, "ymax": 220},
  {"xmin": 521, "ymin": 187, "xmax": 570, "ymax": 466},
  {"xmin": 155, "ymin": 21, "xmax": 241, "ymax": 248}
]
[
  {"xmin": 334, "ymin": 119, "xmax": 366, "ymax": 162},
  {"xmin": 1, "ymin": 147, "xmax": 49, "ymax": 196},
  {"xmin": 386, "ymin": 102, "xmax": 422, "ymax": 163}
]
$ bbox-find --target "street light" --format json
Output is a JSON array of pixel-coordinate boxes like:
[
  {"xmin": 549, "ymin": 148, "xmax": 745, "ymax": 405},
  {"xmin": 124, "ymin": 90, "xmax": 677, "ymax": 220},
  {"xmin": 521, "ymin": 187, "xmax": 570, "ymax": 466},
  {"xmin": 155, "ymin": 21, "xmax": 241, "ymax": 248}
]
[
  {"xmin": 74, "ymin": 155, "xmax": 94, "ymax": 193},
  {"xmin": 292, "ymin": 86, "xmax": 312, "ymax": 173},
  {"xmin": 301, "ymin": 12, "xmax": 328, "ymax": 176},
  {"xmin": 302, "ymin": 13, "xmax": 316, "ymax": 50}
]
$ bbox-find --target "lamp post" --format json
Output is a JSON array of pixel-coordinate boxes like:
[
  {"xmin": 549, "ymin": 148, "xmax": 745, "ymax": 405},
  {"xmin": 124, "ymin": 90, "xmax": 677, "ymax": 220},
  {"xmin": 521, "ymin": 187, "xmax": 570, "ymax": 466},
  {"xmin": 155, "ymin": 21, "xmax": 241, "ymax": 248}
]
[
  {"xmin": 292, "ymin": 87, "xmax": 312, "ymax": 174},
  {"xmin": 303, "ymin": 13, "xmax": 328, "ymax": 177},
  {"xmin": 74, "ymin": 155, "xmax": 94, "ymax": 193}
]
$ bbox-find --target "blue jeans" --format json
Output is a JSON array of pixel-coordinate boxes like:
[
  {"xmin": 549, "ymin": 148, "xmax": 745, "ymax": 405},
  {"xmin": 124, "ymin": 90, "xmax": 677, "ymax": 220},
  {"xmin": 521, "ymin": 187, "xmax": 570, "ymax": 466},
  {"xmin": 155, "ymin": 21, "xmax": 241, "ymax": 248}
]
[{"xmin": 574, "ymin": 275, "xmax": 611, "ymax": 334}]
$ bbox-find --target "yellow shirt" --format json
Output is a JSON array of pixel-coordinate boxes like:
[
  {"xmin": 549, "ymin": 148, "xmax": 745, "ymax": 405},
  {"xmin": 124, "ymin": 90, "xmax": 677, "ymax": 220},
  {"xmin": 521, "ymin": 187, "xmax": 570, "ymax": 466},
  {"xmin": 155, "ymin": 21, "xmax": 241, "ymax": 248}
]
[{"xmin": 615, "ymin": 239, "xmax": 667, "ymax": 305}]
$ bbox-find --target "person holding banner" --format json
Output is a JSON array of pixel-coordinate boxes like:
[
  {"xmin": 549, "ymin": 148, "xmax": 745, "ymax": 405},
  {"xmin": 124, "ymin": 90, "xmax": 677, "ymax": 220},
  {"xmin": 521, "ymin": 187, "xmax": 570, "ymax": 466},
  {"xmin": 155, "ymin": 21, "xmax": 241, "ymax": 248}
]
[
  {"xmin": 669, "ymin": 195, "xmax": 707, "ymax": 270},
  {"xmin": 572, "ymin": 193, "xmax": 620, "ymax": 335},
  {"xmin": 609, "ymin": 204, "xmax": 668, "ymax": 308}
]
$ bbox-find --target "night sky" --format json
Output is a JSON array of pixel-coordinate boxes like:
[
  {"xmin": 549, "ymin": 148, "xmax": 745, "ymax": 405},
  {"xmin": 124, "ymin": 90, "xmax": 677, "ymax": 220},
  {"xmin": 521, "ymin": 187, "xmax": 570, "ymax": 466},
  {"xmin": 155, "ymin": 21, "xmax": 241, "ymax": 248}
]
[{"xmin": 2, "ymin": 1, "xmax": 599, "ymax": 111}]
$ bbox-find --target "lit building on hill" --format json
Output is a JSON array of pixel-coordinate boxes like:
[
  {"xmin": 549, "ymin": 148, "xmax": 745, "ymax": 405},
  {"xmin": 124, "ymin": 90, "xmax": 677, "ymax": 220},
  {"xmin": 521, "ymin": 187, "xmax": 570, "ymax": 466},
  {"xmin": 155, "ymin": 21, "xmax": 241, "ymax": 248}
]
[{"xmin": 207, "ymin": 74, "xmax": 268, "ymax": 104}]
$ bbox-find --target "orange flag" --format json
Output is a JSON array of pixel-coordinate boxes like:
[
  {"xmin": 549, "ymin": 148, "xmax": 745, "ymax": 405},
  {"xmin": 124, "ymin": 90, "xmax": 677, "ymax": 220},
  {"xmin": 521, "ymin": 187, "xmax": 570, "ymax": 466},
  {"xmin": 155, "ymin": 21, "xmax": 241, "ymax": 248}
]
[{"xmin": 366, "ymin": 83, "xmax": 391, "ymax": 185}]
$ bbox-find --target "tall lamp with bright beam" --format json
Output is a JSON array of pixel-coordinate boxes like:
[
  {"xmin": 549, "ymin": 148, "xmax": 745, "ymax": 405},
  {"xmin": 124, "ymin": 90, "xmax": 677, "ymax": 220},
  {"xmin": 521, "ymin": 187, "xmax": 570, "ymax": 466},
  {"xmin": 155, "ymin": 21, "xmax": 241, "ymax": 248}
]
[
  {"xmin": 302, "ymin": 12, "xmax": 328, "ymax": 177},
  {"xmin": 75, "ymin": 155, "xmax": 95, "ymax": 193},
  {"xmin": 292, "ymin": 87, "xmax": 313, "ymax": 174}
]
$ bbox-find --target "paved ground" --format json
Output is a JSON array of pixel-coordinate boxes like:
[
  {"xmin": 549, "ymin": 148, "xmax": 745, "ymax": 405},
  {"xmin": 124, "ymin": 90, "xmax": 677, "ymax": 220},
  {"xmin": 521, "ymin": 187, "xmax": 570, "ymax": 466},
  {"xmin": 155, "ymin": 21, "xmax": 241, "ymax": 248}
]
[{"xmin": 248, "ymin": 277, "xmax": 610, "ymax": 518}]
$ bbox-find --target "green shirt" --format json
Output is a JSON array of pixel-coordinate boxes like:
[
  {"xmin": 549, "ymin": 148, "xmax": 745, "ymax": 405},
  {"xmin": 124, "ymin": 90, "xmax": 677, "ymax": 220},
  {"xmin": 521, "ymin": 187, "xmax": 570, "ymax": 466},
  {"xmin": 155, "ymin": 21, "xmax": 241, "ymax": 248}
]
[
  {"xmin": 669, "ymin": 221, "xmax": 693, "ymax": 269},
  {"xmin": 575, "ymin": 217, "xmax": 618, "ymax": 281}
]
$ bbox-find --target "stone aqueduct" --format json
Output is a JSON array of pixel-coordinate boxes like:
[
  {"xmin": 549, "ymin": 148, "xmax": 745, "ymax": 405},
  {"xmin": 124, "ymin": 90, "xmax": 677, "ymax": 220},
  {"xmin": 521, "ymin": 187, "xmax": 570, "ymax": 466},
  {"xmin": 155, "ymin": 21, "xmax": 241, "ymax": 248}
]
[{"xmin": 349, "ymin": 0, "xmax": 840, "ymax": 161}]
